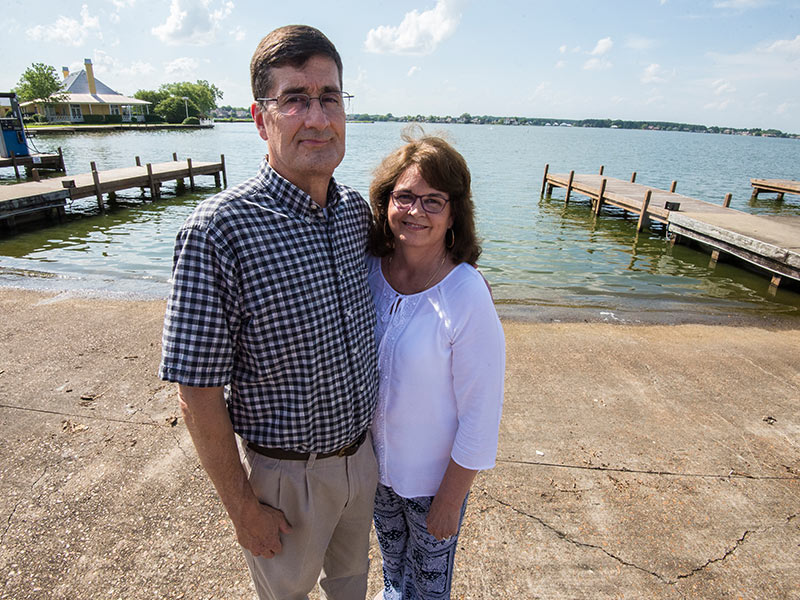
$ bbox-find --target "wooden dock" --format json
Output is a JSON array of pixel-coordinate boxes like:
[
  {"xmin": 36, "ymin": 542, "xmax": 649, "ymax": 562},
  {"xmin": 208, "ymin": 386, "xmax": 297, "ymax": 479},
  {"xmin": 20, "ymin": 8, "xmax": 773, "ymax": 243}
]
[
  {"xmin": 0, "ymin": 154, "xmax": 227, "ymax": 228},
  {"xmin": 0, "ymin": 149, "xmax": 66, "ymax": 179},
  {"xmin": 750, "ymin": 178, "xmax": 800, "ymax": 201},
  {"xmin": 541, "ymin": 165, "xmax": 800, "ymax": 290}
]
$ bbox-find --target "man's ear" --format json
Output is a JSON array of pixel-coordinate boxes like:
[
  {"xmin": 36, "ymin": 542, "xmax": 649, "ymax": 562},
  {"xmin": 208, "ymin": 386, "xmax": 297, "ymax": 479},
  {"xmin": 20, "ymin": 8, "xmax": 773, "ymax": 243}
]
[{"xmin": 252, "ymin": 103, "xmax": 268, "ymax": 141}]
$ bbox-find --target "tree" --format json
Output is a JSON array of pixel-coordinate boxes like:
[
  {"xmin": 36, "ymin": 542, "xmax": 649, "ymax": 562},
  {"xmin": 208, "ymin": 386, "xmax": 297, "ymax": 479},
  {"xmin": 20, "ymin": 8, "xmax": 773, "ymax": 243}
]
[
  {"xmin": 159, "ymin": 80, "xmax": 223, "ymax": 115},
  {"xmin": 134, "ymin": 89, "xmax": 170, "ymax": 106},
  {"xmin": 155, "ymin": 96, "xmax": 200, "ymax": 123},
  {"xmin": 13, "ymin": 62, "xmax": 68, "ymax": 104}
]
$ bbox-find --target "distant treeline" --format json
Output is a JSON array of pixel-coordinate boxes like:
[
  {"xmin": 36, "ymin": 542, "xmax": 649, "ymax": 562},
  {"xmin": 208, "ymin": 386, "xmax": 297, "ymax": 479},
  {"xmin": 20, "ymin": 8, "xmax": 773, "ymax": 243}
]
[{"xmin": 346, "ymin": 112, "xmax": 797, "ymax": 139}]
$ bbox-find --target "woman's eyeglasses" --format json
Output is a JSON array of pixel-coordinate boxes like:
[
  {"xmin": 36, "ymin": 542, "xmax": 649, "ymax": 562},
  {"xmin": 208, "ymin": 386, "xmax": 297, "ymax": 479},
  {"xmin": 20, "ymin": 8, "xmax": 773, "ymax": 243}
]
[{"xmin": 390, "ymin": 191, "xmax": 449, "ymax": 214}]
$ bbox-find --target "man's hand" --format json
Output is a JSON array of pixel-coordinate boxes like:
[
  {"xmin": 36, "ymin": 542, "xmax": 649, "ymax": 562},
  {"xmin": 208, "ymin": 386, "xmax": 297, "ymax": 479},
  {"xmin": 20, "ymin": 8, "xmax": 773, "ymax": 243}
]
[
  {"xmin": 231, "ymin": 497, "xmax": 293, "ymax": 557},
  {"xmin": 178, "ymin": 384, "xmax": 293, "ymax": 559}
]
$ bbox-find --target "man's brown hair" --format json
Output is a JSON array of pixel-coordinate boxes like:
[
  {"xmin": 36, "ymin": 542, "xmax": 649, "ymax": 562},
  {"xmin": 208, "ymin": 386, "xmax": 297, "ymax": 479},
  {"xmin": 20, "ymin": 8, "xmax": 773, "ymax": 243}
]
[{"xmin": 251, "ymin": 25, "xmax": 343, "ymax": 100}]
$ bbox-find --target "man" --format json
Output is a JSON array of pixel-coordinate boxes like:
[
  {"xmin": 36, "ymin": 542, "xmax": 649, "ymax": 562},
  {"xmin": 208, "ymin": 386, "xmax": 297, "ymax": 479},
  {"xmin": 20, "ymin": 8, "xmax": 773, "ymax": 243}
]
[{"xmin": 159, "ymin": 25, "xmax": 378, "ymax": 600}]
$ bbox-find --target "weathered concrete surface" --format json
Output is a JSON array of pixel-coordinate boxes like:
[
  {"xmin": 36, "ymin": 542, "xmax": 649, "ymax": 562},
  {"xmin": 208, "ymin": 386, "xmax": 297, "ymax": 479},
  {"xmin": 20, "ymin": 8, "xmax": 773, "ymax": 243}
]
[{"xmin": 0, "ymin": 289, "xmax": 797, "ymax": 600}]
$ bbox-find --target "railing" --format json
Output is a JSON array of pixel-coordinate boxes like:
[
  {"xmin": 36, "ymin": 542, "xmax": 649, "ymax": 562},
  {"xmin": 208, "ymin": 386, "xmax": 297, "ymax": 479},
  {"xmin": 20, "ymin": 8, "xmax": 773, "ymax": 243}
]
[{"xmin": 46, "ymin": 115, "xmax": 81, "ymax": 123}]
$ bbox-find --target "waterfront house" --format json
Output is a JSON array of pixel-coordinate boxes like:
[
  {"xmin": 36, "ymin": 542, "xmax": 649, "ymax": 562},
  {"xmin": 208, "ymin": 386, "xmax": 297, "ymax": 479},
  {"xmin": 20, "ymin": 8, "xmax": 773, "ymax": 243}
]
[{"xmin": 20, "ymin": 59, "xmax": 151, "ymax": 123}]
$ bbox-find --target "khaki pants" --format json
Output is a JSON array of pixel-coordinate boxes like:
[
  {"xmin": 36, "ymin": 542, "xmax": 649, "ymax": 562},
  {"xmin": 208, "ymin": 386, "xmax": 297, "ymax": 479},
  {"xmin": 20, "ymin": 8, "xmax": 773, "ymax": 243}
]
[{"xmin": 239, "ymin": 434, "xmax": 378, "ymax": 600}]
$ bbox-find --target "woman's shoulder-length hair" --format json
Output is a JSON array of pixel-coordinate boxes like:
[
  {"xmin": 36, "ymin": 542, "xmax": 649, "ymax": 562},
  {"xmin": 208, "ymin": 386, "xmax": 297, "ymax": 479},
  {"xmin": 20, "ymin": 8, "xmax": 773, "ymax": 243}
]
[{"xmin": 367, "ymin": 133, "xmax": 482, "ymax": 265}]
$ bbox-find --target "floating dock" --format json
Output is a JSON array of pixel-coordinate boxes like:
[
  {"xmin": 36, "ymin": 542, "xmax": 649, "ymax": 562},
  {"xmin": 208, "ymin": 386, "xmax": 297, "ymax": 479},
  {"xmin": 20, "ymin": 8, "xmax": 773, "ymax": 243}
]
[
  {"xmin": 750, "ymin": 178, "xmax": 800, "ymax": 201},
  {"xmin": 0, "ymin": 149, "xmax": 66, "ymax": 179},
  {"xmin": 541, "ymin": 165, "xmax": 800, "ymax": 290},
  {"xmin": 0, "ymin": 154, "xmax": 226, "ymax": 228}
]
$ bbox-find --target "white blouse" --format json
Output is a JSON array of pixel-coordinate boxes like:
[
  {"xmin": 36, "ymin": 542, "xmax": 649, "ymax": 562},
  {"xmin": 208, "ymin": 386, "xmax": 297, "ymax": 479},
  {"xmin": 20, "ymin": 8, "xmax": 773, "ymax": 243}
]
[{"xmin": 368, "ymin": 255, "xmax": 505, "ymax": 498}]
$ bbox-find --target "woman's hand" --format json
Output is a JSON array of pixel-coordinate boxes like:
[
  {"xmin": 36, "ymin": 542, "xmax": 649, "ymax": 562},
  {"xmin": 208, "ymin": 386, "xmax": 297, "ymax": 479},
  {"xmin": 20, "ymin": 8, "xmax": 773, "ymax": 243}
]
[
  {"xmin": 426, "ymin": 493, "xmax": 463, "ymax": 540},
  {"xmin": 426, "ymin": 459, "xmax": 479, "ymax": 540}
]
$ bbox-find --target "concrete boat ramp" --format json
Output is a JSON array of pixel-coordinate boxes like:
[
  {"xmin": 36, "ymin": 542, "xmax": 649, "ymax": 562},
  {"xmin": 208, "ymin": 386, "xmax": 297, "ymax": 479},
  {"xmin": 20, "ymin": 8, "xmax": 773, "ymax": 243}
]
[{"xmin": 542, "ymin": 166, "xmax": 800, "ymax": 290}]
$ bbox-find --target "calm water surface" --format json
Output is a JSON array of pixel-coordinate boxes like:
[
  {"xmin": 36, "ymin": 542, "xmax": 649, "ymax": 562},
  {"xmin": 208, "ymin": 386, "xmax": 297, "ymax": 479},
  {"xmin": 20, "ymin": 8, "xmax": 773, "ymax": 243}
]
[{"xmin": 2, "ymin": 122, "xmax": 799, "ymax": 318}]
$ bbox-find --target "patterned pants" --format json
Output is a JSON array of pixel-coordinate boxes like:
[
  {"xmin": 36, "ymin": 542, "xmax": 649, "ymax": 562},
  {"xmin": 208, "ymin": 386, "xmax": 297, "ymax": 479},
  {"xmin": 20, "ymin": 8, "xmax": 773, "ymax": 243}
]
[{"xmin": 373, "ymin": 483, "xmax": 468, "ymax": 600}]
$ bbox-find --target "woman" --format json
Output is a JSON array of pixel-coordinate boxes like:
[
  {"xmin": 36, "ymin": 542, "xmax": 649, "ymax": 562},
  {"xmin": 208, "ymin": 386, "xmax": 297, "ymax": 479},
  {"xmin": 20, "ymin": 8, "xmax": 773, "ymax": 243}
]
[{"xmin": 367, "ymin": 134, "xmax": 505, "ymax": 600}]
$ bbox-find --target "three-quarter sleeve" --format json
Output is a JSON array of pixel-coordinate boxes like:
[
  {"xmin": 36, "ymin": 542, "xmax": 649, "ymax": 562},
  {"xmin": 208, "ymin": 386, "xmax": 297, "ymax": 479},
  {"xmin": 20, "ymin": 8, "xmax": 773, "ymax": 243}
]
[{"xmin": 446, "ymin": 272, "xmax": 505, "ymax": 471}]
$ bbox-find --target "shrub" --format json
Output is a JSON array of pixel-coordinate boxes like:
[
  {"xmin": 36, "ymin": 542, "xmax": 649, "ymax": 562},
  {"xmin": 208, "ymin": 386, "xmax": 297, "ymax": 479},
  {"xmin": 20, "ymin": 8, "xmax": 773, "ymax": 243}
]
[
  {"xmin": 182, "ymin": 116, "xmax": 200, "ymax": 125},
  {"xmin": 104, "ymin": 114, "xmax": 123, "ymax": 124},
  {"xmin": 144, "ymin": 114, "xmax": 164, "ymax": 123},
  {"xmin": 82, "ymin": 114, "xmax": 105, "ymax": 124},
  {"xmin": 32, "ymin": 113, "xmax": 48, "ymax": 123}
]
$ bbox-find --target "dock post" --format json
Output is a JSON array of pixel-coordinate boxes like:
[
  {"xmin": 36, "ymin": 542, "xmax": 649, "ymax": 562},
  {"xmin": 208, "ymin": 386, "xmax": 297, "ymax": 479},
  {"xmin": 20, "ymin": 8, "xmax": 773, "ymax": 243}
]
[
  {"xmin": 11, "ymin": 152, "xmax": 20, "ymax": 179},
  {"xmin": 57, "ymin": 147, "xmax": 66, "ymax": 173},
  {"xmin": 540, "ymin": 164, "xmax": 549, "ymax": 198},
  {"xmin": 220, "ymin": 154, "xmax": 227, "ymax": 188},
  {"xmin": 630, "ymin": 172, "xmax": 637, "ymax": 183},
  {"xmin": 769, "ymin": 274, "xmax": 781, "ymax": 295},
  {"xmin": 565, "ymin": 170, "xmax": 574, "ymax": 205},
  {"xmin": 723, "ymin": 193, "xmax": 732, "ymax": 208},
  {"xmin": 594, "ymin": 178, "xmax": 607, "ymax": 215},
  {"xmin": 31, "ymin": 168, "xmax": 40, "ymax": 182},
  {"xmin": 709, "ymin": 250, "xmax": 721, "ymax": 268},
  {"xmin": 637, "ymin": 190, "xmax": 652, "ymax": 232},
  {"xmin": 135, "ymin": 156, "xmax": 141, "ymax": 167},
  {"xmin": 90, "ymin": 161, "xmax": 105, "ymax": 212},
  {"xmin": 146, "ymin": 163, "xmax": 160, "ymax": 200},
  {"xmin": 173, "ymin": 152, "xmax": 178, "ymax": 161},
  {"xmin": 187, "ymin": 158, "xmax": 195, "ymax": 191},
  {"xmin": 598, "ymin": 165, "xmax": 604, "ymax": 175},
  {"xmin": 749, "ymin": 187, "xmax": 759, "ymax": 201},
  {"xmin": 670, "ymin": 181, "xmax": 677, "ymax": 193}
]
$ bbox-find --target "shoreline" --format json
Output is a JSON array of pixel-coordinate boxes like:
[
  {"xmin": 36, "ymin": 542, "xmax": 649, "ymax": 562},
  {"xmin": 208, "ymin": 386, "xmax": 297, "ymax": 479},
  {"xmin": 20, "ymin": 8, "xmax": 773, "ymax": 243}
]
[
  {"xmin": 1, "ymin": 286, "xmax": 797, "ymax": 599},
  {"xmin": 1, "ymin": 273, "xmax": 800, "ymax": 328}
]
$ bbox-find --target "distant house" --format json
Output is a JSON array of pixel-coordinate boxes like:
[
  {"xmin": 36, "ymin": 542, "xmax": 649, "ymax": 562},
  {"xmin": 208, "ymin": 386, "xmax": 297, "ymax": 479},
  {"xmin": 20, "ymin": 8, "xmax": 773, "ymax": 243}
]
[{"xmin": 20, "ymin": 59, "xmax": 150, "ymax": 123}]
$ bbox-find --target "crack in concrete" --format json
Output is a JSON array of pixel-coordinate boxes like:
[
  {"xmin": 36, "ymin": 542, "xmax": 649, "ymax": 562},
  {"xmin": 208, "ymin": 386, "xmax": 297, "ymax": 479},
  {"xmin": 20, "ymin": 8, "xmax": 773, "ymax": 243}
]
[
  {"xmin": 479, "ymin": 488, "xmax": 676, "ymax": 587},
  {"xmin": 1, "ymin": 458, "xmax": 64, "ymax": 546},
  {"xmin": 0, "ymin": 403, "xmax": 160, "ymax": 427},
  {"xmin": 497, "ymin": 457, "xmax": 800, "ymax": 481},
  {"xmin": 674, "ymin": 531, "xmax": 749, "ymax": 582},
  {"xmin": 479, "ymin": 488, "xmax": 795, "ymax": 592}
]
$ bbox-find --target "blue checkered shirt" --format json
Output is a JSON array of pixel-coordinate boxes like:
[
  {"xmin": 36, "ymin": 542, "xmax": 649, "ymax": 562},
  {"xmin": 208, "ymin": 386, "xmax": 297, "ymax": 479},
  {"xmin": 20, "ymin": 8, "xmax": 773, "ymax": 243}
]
[{"xmin": 159, "ymin": 158, "xmax": 378, "ymax": 453}]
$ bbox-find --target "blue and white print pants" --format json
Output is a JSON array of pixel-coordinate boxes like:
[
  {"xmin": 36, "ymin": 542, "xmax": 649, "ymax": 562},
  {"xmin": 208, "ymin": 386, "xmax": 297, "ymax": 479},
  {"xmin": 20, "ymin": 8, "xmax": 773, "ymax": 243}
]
[{"xmin": 373, "ymin": 483, "xmax": 468, "ymax": 600}]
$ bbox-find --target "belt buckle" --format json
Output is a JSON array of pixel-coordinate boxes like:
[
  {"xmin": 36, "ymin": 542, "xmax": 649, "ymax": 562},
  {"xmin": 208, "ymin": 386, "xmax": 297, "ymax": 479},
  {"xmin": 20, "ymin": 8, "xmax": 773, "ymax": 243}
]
[{"xmin": 336, "ymin": 445, "xmax": 349, "ymax": 458}]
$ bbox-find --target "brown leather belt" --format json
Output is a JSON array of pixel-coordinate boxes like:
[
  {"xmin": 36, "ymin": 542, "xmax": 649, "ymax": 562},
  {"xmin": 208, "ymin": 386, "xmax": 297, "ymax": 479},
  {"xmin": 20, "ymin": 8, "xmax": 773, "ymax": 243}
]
[{"xmin": 247, "ymin": 430, "xmax": 367, "ymax": 461}]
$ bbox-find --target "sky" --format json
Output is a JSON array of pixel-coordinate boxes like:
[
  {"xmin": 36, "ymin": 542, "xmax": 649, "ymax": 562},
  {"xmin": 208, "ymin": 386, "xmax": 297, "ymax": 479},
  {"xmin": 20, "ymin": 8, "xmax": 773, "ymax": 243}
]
[{"xmin": 4, "ymin": 0, "xmax": 800, "ymax": 133}]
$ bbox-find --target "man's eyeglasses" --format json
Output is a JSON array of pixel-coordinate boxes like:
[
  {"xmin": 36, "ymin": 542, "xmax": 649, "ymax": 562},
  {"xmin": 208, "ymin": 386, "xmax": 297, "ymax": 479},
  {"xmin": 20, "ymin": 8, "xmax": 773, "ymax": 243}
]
[
  {"xmin": 257, "ymin": 92, "xmax": 353, "ymax": 116},
  {"xmin": 390, "ymin": 191, "xmax": 450, "ymax": 214}
]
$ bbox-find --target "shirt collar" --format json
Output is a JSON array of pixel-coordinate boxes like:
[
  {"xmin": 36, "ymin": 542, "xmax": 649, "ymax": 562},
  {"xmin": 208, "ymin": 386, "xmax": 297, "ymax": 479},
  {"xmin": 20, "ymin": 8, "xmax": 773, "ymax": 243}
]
[{"xmin": 257, "ymin": 156, "xmax": 341, "ymax": 219}]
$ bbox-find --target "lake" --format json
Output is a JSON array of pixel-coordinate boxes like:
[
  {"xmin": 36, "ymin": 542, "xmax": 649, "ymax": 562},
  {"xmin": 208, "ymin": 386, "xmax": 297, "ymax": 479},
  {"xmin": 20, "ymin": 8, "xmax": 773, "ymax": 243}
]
[{"xmin": 1, "ymin": 121, "xmax": 799, "ymax": 318}]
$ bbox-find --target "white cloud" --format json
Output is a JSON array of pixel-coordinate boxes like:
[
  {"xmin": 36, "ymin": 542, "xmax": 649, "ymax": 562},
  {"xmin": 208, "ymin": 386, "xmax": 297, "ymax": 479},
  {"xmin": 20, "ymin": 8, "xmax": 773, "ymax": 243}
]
[
  {"xmin": 704, "ymin": 99, "xmax": 732, "ymax": 110},
  {"xmin": 625, "ymin": 35, "xmax": 656, "ymax": 50},
  {"xmin": 555, "ymin": 60, "xmax": 566, "ymax": 69},
  {"xmin": 641, "ymin": 63, "xmax": 672, "ymax": 84},
  {"xmin": 408, "ymin": 66, "xmax": 421, "ymax": 77},
  {"xmin": 26, "ymin": 4, "xmax": 100, "ymax": 47},
  {"xmin": 583, "ymin": 57, "xmax": 612, "ymax": 70},
  {"xmin": 364, "ymin": 0, "xmax": 462, "ymax": 55},
  {"xmin": 712, "ymin": 79, "xmax": 736, "ymax": 95},
  {"xmin": 763, "ymin": 34, "xmax": 800, "ymax": 55},
  {"xmin": 230, "ymin": 26, "xmax": 246, "ymax": 42},
  {"xmin": 590, "ymin": 37, "xmax": 613, "ymax": 56},
  {"xmin": 713, "ymin": 0, "xmax": 768, "ymax": 8},
  {"xmin": 165, "ymin": 57, "xmax": 201, "ymax": 77},
  {"xmin": 559, "ymin": 45, "xmax": 567, "ymax": 54},
  {"xmin": 152, "ymin": 0, "xmax": 234, "ymax": 46}
]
